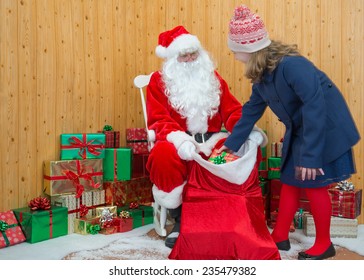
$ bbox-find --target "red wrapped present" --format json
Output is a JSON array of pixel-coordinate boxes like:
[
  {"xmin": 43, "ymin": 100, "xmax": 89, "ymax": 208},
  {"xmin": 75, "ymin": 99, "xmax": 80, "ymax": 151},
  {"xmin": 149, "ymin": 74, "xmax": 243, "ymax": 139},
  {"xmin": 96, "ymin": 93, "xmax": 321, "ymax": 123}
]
[
  {"xmin": 98, "ymin": 125, "xmax": 120, "ymax": 148},
  {"xmin": 104, "ymin": 177, "xmax": 153, "ymax": 206},
  {"xmin": 329, "ymin": 184, "xmax": 362, "ymax": 219},
  {"xmin": 126, "ymin": 128, "xmax": 149, "ymax": 154},
  {"xmin": 132, "ymin": 153, "xmax": 150, "ymax": 178},
  {"xmin": 114, "ymin": 211, "xmax": 133, "ymax": 232},
  {"xmin": 208, "ymin": 150, "xmax": 239, "ymax": 164},
  {"xmin": 0, "ymin": 210, "xmax": 26, "ymax": 248}
]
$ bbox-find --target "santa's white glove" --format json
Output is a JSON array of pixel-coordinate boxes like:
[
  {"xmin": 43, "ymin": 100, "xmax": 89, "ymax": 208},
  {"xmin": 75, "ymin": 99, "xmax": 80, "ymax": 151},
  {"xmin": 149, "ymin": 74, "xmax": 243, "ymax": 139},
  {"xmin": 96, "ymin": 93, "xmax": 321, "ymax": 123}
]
[{"xmin": 177, "ymin": 141, "xmax": 196, "ymax": 161}]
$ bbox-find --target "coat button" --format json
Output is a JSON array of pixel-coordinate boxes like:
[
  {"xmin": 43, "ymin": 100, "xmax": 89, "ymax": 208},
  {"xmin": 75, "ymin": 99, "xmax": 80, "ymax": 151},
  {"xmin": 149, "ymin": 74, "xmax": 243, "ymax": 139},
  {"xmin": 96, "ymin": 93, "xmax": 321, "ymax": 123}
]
[{"xmin": 328, "ymin": 83, "xmax": 333, "ymax": 88}]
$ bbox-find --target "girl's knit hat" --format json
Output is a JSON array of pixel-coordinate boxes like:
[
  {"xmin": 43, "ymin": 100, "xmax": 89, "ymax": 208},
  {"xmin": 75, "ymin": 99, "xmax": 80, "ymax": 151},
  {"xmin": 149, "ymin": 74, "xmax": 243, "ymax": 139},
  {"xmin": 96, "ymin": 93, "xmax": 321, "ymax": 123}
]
[{"xmin": 228, "ymin": 5, "xmax": 271, "ymax": 53}]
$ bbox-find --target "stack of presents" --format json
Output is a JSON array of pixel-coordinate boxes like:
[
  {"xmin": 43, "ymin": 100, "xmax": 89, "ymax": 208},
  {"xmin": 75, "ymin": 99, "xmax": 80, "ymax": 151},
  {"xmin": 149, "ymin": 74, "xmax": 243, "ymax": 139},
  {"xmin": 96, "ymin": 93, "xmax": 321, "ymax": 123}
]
[
  {"xmin": 1, "ymin": 126, "xmax": 154, "ymax": 249},
  {"xmin": 259, "ymin": 136, "xmax": 362, "ymax": 238}
]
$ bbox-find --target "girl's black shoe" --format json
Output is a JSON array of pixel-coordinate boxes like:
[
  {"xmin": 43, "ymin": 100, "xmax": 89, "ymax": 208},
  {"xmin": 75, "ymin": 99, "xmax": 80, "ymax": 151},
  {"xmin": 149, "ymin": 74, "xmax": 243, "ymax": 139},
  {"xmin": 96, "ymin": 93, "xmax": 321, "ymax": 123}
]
[
  {"xmin": 276, "ymin": 239, "xmax": 291, "ymax": 251},
  {"xmin": 298, "ymin": 243, "xmax": 336, "ymax": 260}
]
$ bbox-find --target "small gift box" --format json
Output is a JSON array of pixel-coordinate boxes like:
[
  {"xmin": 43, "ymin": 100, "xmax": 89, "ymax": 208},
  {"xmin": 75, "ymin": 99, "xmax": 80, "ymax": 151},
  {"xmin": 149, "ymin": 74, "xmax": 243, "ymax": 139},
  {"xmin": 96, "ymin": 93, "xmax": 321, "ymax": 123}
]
[
  {"xmin": 13, "ymin": 199, "xmax": 68, "ymax": 244},
  {"xmin": 60, "ymin": 133, "xmax": 105, "ymax": 160},
  {"xmin": 43, "ymin": 159, "xmax": 103, "ymax": 197},
  {"xmin": 126, "ymin": 128, "xmax": 149, "ymax": 154},
  {"xmin": 98, "ymin": 125, "xmax": 120, "ymax": 148},
  {"xmin": 74, "ymin": 217, "xmax": 101, "ymax": 235},
  {"xmin": 97, "ymin": 206, "xmax": 118, "ymax": 234},
  {"xmin": 303, "ymin": 213, "xmax": 358, "ymax": 238},
  {"xmin": 208, "ymin": 150, "xmax": 239, "ymax": 164},
  {"xmin": 113, "ymin": 211, "xmax": 133, "ymax": 233},
  {"xmin": 0, "ymin": 210, "xmax": 26, "ymax": 248},
  {"xmin": 103, "ymin": 148, "xmax": 132, "ymax": 181},
  {"xmin": 271, "ymin": 139, "xmax": 283, "ymax": 157},
  {"xmin": 328, "ymin": 181, "xmax": 362, "ymax": 219},
  {"xmin": 268, "ymin": 157, "xmax": 281, "ymax": 179}
]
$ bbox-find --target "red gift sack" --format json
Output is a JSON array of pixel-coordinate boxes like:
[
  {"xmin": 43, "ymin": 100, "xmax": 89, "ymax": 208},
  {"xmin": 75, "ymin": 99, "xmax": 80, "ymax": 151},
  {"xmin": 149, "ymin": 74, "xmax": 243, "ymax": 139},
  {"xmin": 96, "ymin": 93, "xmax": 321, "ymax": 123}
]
[{"xmin": 169, "ymin": 146, "xmax": 280, "ymax": 260}]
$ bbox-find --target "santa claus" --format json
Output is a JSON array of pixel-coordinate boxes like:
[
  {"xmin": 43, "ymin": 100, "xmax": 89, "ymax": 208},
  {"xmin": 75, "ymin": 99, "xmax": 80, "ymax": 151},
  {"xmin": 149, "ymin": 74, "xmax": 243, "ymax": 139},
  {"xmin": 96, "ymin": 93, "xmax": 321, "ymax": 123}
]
[{"xmin": 146, "ymin": 26, "xmax": 246, "ymax": 248}]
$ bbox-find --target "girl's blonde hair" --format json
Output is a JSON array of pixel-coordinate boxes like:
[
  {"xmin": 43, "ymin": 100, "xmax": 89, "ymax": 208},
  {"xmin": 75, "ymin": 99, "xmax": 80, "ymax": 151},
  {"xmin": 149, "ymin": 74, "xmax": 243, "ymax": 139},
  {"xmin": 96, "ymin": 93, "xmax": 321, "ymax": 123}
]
[{"xmin": 245, "ymin": 40, "xmax": 300, "ymax": 83}]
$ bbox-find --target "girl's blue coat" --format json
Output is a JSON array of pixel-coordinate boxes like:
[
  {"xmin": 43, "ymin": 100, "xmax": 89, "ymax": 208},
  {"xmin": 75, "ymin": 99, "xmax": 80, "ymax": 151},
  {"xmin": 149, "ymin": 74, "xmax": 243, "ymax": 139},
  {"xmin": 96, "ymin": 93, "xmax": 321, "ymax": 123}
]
[{"xmin": 225, "ymin": 56, "xmax": 360, "ymax": 173}]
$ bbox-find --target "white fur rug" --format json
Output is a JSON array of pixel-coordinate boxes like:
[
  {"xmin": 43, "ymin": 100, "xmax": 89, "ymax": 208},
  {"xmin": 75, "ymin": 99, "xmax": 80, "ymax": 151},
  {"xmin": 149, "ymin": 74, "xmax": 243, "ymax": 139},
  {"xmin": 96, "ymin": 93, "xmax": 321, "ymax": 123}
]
[{"xmin": 1, "ymin": 224, "xmax": 363, "ymax": 260}]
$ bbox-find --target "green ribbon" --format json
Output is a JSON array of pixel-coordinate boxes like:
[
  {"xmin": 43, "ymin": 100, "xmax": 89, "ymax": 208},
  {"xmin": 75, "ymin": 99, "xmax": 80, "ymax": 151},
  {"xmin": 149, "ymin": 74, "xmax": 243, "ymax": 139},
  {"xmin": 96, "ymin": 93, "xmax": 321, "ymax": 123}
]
[
  {"xmin": 0, "ymin": 221, "xmax": 9, "ymax": 232},
  {"xmin": 103, "ymin": 125, "xmax": 113, "ymax": 131},
  {"xmin": 210, "ymin": 151, "xmax": 227, "ymax": 165},
  {"xmin": 0, "ymin": 220, "xmax": 18, "ymax": 247},
  {"xmin": 88, "ymin": 224, "xmax": 101, "ymax": 235}
]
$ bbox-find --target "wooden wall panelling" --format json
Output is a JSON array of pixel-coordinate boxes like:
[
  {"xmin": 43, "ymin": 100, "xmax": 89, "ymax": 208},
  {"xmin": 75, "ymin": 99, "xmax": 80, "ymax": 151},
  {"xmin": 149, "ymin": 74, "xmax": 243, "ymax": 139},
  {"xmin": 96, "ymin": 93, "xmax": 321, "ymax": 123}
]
[
  {"xmin": 113, "ymin": 0, "xmax": 127, "ymax": 144},
  {"xmin": 0, "ymin": 0, "xmax": 19, "ymax": 211},
  {"xmin": 84, "ymin": 0, "xmax": 100, "ymax": 132},
  {"xmin": 70, "ymin": 0, "xmax": 87, "ymax": 133},
  {"xmin": 0, "ymin": 0, "xmax": 363, "ymax": 223},
  {"xmin": 18, "ymin": 0, "xmax": 38, "ymax": 205},
  {"xmin": 98, "ymin": 1, "xmax": 115, "ymax": 129},
  {"xmin": 125, "ymin": 0, "xmax": 138, "ymax": 132},
  {"xmin": 301, "ymin": 0, "xmax": 321, "ymax": 66},
  {"xmin": 341, "ymin": 0, "xmax": 363, "ymax": 191},
  {"xmin": 35, "ymin": 0, "xmax": 57, "ymax": 199},
  {"xmin": 55, "ymin": 0, "xmax": 75, "ymax": 139}
]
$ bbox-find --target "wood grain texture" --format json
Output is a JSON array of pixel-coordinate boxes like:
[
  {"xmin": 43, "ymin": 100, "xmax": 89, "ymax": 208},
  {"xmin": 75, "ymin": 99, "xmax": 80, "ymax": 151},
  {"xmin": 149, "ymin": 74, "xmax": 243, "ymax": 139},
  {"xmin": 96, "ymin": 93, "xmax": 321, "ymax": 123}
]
[{"xmin": 0, "ymin": 0, "xmax": 362, "ymax": 223}]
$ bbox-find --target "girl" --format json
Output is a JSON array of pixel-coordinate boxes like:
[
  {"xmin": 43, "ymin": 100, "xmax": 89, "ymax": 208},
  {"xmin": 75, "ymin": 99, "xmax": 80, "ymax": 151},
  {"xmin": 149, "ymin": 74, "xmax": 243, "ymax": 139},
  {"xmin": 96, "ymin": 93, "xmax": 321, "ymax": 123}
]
[{"xmin": 218, "ymin": 4, "xmax": 360, "ymax": 260}]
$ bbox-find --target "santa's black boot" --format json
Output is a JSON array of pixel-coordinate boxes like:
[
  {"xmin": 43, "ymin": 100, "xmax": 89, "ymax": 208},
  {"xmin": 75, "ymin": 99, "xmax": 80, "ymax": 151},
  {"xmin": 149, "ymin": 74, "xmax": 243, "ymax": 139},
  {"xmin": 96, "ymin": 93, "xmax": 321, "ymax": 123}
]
[{"xmin": 165, "ymin": 205, "xmax": 181, "ymax": 248}]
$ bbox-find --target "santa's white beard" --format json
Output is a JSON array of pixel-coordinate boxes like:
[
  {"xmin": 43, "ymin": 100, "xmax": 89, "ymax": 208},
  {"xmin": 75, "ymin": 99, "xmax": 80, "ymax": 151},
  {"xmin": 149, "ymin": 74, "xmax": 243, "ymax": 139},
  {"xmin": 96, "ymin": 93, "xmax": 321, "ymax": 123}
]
[{"xmin": 162, "ymin": 51, "xmax": 221, "ymax": 134}]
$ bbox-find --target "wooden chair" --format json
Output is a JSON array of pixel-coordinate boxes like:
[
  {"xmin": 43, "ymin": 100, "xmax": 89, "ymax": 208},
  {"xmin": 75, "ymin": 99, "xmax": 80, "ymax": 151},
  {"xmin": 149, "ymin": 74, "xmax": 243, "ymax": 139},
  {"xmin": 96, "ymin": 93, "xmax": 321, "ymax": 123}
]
[{"xmin": 133, "ymin": 72, "xmax": 168, "ymax": 236}]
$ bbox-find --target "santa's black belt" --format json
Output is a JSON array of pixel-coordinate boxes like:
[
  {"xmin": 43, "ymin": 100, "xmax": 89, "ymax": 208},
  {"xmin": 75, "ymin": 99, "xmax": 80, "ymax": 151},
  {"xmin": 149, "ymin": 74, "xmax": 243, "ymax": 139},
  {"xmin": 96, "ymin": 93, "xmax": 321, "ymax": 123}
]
[{"xmin": 187, "ymin": 132, "xmax": 215, "ymax": 143}]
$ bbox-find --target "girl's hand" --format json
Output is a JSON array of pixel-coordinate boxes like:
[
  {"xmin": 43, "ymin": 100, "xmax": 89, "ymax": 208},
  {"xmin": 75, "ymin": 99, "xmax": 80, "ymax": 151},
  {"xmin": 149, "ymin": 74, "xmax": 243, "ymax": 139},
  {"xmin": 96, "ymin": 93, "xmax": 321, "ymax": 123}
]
[
  {"xmin": 216, "ymin": 145, "xmax": 229, "ymax": 154},
  {"xmin": 295, "ymin": 167, "xmax": 325, "ymax": 181}
]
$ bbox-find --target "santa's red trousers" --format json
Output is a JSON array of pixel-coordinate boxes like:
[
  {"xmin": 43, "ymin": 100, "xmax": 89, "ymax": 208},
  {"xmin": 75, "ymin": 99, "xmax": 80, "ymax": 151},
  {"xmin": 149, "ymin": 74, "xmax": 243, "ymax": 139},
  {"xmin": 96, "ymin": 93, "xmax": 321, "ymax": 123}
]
[{"xmin": 146, "ymin": 140, "xmax": 191, "ymax": 193}]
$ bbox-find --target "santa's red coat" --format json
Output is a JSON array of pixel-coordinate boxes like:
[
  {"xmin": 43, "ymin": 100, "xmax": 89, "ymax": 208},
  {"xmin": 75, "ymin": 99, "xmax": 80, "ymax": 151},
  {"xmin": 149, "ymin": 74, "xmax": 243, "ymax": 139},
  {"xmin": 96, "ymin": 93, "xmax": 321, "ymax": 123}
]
[{"xmin": 146, "ymin": 71, "xmax": 242, "ymax": 208}]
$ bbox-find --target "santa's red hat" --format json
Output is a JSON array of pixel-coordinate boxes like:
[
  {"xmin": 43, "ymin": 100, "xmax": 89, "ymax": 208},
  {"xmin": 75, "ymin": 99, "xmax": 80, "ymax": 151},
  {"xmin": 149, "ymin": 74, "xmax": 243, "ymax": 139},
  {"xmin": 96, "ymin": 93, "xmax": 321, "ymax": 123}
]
[{"xmin": 155, "ymin": 26, "xmax": 202, "ymax": 59}]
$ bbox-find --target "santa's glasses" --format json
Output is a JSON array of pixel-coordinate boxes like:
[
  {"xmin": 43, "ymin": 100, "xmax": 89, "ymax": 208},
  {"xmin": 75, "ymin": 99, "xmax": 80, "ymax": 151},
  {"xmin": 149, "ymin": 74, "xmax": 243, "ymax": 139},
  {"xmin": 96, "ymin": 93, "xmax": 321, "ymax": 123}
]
[{"xmin": 177, "ymin": 51, "xmax": 199, "ymax": 63}]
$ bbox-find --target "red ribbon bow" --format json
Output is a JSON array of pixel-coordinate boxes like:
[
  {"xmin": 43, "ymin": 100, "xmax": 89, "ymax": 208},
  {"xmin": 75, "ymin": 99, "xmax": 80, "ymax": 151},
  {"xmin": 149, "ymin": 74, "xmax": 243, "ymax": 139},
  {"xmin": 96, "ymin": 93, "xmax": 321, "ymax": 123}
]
[
  {"xmin": 68, "ymin": 134, "xmax": 104, "ymax": 159},
  {"xmin": 28, "ymin": 197, "xmax": 51, "ymax": 211},
  {"xmin": 129, "ymin": 202, "xmax": 139, "ymax": 209},
  {"xmin": 63, "ymin": 160, "xmax": 101, "ymax": 198},
  {"xmin": 79, "ymin": 204, "xmax": 89, "ymax": 217}
]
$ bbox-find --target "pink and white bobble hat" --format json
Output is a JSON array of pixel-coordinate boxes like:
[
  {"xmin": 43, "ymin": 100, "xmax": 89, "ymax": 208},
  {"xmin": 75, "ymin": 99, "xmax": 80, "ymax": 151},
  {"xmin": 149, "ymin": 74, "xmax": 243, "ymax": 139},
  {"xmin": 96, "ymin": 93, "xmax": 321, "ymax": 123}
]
[{"xmin": 228, "ymin": 5, "xmax": 271, "ymax": 53}]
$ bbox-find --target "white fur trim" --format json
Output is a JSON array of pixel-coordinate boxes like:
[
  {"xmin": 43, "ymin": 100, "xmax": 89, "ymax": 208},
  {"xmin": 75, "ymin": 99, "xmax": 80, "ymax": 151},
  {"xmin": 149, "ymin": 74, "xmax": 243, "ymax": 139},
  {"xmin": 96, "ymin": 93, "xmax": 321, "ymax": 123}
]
[
  {"xmin": 252, "ymin": 125, "xmax": 268, "ymax": 147},
  {"xmin": 147, "ymin": 129, "xmax": 156, "ymax": 142},
  {"xmin": 192, "ymin": 138, "xmax": 259, "ymax": 185},
  {"xmin": 152, "ymin": 182, "xmax": 186, "ymax": 209},
  {"xmin": 167, "ymin": 131, "xmax": 194, "ymax": 150},
  {"xmin": 156, "ymin": 34, "xmax": 202, "ymax": 59}
]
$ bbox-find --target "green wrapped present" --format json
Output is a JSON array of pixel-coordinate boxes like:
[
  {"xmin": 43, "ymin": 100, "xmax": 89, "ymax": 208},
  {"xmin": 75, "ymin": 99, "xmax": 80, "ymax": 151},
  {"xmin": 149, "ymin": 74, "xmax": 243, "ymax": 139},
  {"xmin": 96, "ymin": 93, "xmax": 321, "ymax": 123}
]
[
  {"xmin": 74, "ymin": 217, "xmax": 101, "ymax": 235},
  {"xmin": 268, "ymin": 157, "xmax": 281, "ymax": 179},
  {"xmin": 60, "ymin": 133, "xmax": 105, "ymax": 160},
  {"xmin": 13, "ymin": 205, "xmax": 68, "ymax": 243},
  {"xmin": 138, "ymin": 205, "xmax": 153, "ymax": 225},
  {"xmin": 103, "ymin": 148, "xmax": 132, "ymax": 181},
  {"xmin": 259, "ymin": 146, "xmax": 267, "ymax": 170}
]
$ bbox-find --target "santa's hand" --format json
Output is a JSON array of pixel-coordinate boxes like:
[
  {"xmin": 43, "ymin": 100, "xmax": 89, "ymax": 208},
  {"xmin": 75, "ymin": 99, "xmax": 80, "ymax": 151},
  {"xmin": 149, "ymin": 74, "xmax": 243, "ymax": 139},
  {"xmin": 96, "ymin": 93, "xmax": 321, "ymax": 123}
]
[{"xmin": 178, "ymin": 141, "xmax": 196, "ymax": 161}]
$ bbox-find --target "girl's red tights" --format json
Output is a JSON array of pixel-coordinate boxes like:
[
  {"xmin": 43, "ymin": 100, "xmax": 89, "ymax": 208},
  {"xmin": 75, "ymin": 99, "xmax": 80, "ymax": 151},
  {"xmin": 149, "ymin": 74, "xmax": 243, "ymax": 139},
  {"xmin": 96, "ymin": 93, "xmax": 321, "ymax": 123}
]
[{"xmin": 271, "ymin": 184, "xmax": 332, "ymax": 255}]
